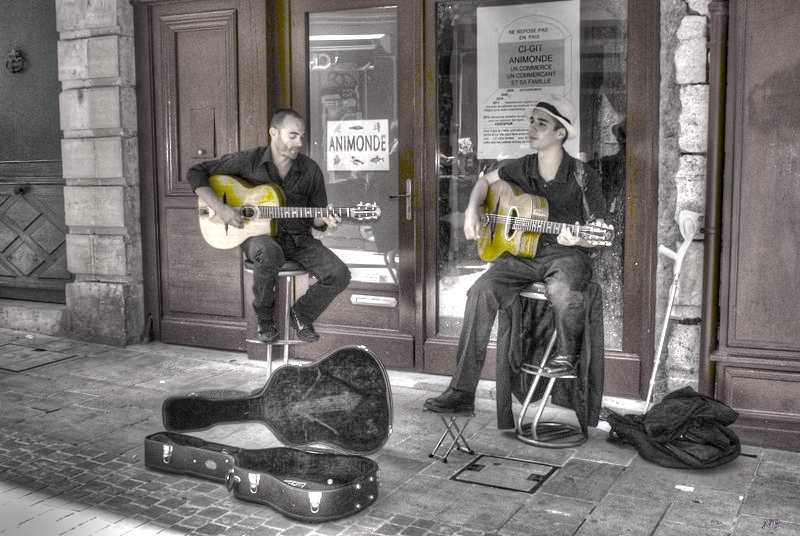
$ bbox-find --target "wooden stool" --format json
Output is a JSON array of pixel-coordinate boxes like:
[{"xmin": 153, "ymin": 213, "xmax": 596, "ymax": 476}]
[
  {"xmin": 243, "ymin": 259, "xmax": 309, "ymax": 375},
  {"xmin": 426, "ymin": 411, "xmax": 475, "ymax": 462},
  {"xmin": 515, "ymin": 282, "xmax": 587, "ymax": 448}
]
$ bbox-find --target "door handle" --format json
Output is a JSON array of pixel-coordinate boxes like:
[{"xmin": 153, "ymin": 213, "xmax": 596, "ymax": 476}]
[{"xmin": 388, "ymin": 178, "xmax": 412, "ymax": 221}]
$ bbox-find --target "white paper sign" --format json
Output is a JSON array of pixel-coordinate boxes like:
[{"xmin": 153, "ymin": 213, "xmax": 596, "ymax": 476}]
[
  {"xmin": 326, "ymin": 119, "xmax": 390, "ymax": 171},
  {"xmin": 477, "ymin": 1, "xmax": 580, "ymax": 159}
]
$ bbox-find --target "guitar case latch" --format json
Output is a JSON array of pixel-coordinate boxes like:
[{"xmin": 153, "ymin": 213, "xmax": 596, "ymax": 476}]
[
  {"xmin": 309, "ymin": 491, "xmax": 322, "ymax": 513},
  {"xmin": 248, "ymin": 473, "xmax": 260, "ymax": 494},
  {"xmin": 162, "ymin": 445, "xmax": 173, "ymax": 464}
]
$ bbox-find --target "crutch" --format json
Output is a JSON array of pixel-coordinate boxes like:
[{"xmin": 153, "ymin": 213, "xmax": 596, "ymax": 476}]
[{"xmin": 645, "ymin": 210, "xmax": 705, "ymax": 412}]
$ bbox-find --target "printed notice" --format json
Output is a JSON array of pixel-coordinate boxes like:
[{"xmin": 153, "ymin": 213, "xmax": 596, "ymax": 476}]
[
  {"xmin": 477, "ymin": 1, "xmax": 580, "ymax": 159},
  {"xmin": 326, "ymin": 119, "xmax": 390, "ymax": 172}
]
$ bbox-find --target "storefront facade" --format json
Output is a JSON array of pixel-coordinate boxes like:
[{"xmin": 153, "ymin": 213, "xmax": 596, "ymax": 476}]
[{"xmin": 1, "ymin": 0, "xmax": 797, "ymax": 450}]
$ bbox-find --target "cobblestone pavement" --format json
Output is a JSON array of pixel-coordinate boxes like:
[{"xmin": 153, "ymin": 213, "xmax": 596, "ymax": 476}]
[{"xmin": 0, "ymin": 328, "xmax": 799, "ymax": 535}]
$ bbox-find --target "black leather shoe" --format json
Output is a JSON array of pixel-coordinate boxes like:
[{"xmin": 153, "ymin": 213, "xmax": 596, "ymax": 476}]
[
  {"xmin": 290, "ymin": 307, "xmax": 319, "ymax": 342},
  {"xmin": 423, "ymin": 387, "xmax": 475, "ymax": 414},
  {"xmin": 257, "ymin": 321, "xmax": 279, "ymax": 343},
  {"xmin": 543, "ymin": 355, "xmax": 576, "ymax": 376}
]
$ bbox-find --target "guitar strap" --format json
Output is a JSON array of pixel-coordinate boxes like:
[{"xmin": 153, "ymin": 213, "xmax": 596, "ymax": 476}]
[{"xmin": 574, "ymin": 160, "xmax": 593, "ymax": 222}]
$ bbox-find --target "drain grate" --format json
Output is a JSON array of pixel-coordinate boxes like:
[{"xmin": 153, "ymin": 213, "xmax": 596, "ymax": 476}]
[{"xmin": 451, "ymin": 454, "xmax": 558, "ymax": 493}]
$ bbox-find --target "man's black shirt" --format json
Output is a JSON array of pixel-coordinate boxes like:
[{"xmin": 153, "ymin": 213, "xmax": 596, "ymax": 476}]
[{"xmin": 186, "ymin": 146, "xmax": 328, "ymax": 238}]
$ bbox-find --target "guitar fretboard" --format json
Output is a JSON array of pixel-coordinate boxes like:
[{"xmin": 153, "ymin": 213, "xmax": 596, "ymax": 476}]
[
  {"xmin": 483, "ymin": 214, "xmax": 580, "ymax": 236},
  {"xmin": 257, "ymin": 206, "xmax": 353, "ymax": 219}
]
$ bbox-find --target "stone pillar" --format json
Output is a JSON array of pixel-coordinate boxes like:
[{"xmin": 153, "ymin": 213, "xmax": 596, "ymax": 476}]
[
  {"xmin": 56, "ymin": 0, "xmax": 144, "ymax": 346},
  {"xmin": 656, "ymin": 6, "xmax": 710, "ymax": 397}
]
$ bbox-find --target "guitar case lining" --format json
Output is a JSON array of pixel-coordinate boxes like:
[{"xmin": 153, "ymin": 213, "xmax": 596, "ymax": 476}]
[{"xmin": 144, "ymin": 345, "xmax": 391, "ymax": 522}]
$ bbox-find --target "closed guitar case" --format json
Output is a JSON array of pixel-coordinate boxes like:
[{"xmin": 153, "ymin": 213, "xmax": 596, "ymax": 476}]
[{"xmin": 144, "ymin": 345, "xmax": 392, "ymax": 522}]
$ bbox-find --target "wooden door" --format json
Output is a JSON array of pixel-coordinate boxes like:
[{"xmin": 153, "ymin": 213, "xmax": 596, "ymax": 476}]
[
  {"xmin": 135, "ymin": 0, "xmax": 268, "ymax": 349},
  {"xmin": 0, "ymin": 0, "xmax": 67, "ymax": 304},
  {"xmin": 288, "ymin": 0, "xmax": 419, "ymax": 369},
  {"xmin": 708, "ymin": 0, "xmax": 800, "ymax": 451}
]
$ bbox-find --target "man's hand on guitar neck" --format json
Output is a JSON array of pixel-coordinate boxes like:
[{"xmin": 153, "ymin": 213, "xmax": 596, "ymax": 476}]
[
  {"xmin": 196, "ymin": 186, "xmax": 244, "ymax": 229},
  {"xmin": 557, "ymin": 220, "xmax": 606, "ymax": 248},
  {"xmin": 314, "ymin": 204, "xmax": 342, "ymax": 230}
]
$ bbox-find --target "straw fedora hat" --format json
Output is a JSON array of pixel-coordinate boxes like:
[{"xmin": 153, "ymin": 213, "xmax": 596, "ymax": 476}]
[{"xmin": 525, "ymin": 94, "xmax": 578, "ymax": 139}]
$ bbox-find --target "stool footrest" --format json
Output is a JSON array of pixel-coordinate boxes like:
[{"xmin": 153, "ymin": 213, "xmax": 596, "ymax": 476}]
[
  {"xmin": 516, "ymin": 368, "xmax": 587, "ymax": 448},
  {"xmin": 517, "ymin": 421, "xmax": 586, "ymax": 448},
  {"xmin": 246, "ymin": 339, "xmax": 309, "ymax": 346},
  {"xmin": 520, "ymin": 363, "xmax": 578, "ymax": 379}
]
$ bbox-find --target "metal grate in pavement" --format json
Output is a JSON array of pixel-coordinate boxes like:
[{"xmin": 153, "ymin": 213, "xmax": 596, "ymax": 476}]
[{"xmin": 451, "ymin": 454, "xmax": 558, "ymax": 493}]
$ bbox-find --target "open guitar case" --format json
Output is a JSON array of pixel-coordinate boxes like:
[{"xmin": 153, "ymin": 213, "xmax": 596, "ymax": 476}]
[{"xmin": 144, "ymin": 345, "xmax": 393, "ymax": 523}]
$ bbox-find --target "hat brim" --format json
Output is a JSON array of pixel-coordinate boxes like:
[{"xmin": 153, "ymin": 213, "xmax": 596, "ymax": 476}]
[{"xmin": 526, "ymin": 106, "xmax": 578, "ymax": 139}]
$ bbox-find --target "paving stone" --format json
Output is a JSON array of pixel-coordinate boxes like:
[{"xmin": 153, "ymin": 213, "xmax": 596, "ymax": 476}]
[
  {"xmin": 740, "ymin": 476, "xmax": 800, "ymax": 525},
  {"xmin": 435, "ymin": 484, "xmax": 525, "ymax": 531},
  {"xmin": 681, "ymin": 452, "xmax": 759, "ymax": 492},
  {"xmin": 758, "ymin": 448, "xmax": 800, "ymax": 485},
  {"xmin": 570, "ymin": 429, "xmax": 638, "ymax": 466},
  {"xmin": 607, "ymin": 456, "xmax": 681, "ymax": 503},
  {"xmin": 576, "ymin": 492, "xmax": 667, "ymax": 535},
  {"xmin": 661, "ymin": 487, "xmax": 742, "ymax": 531},
  {"xmin": 732, "ymin": 515, "xmax": 800, "ymax": 536},
  {"xmin": 652, "ymin": 520, "xmax": 731, "ymax": 535},
  {"xmin": 539, "ymin": 458, "xmax": 625, "ymax": 502}
]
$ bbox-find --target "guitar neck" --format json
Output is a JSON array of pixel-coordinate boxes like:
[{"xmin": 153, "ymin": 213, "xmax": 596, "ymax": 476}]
[
  {"xmin": 511, "ymin": 217, "xmax": 579, "ymax": 236},
  {"xmin": 257, "ymin": 206, "xmax": 350, "ymax": 220},
  {"xmin": 163, "ymin": 396, "xmax": 255, "ymax": 432}
]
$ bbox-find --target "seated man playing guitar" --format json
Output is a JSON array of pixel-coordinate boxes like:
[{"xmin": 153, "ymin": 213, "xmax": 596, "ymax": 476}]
[
  {"xmin": 424, "ymin": 95, "xmax": 609, "ymax": 414},
  {"xmin": 187, "ymin": 108, "xmax": 350, "ymax": 343}
]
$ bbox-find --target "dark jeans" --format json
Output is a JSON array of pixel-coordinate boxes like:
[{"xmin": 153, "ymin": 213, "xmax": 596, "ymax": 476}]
[
  {"xmin": 242, "ymin": 233, "xmax": 351, "ymax": 324},
  {"xmin": 450, "ymin": 246, "xmax": 593, "ymax": 394}
]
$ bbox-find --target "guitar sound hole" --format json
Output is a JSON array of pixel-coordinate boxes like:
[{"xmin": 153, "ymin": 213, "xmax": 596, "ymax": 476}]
[
  {"xmin": 504, "ymin": 207, "xmax": 518, "ymax": 240},
  {"xmin": 241, "ymin": 207, "xmax": 256, "ymax": 218}
]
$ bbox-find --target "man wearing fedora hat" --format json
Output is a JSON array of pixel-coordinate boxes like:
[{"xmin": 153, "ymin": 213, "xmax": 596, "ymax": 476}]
[{"xmin": 425, "ymin": 94, "xmax": 608, "ymax": 415}]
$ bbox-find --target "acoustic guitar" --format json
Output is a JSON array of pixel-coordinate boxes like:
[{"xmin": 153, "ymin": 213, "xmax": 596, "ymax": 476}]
[
  {"xmin": 198, "ymin": 174, "xmax": 381, "ymax": 249},
  {"xmin": 477, "ymin": 179, "xmax": 614, "ymax": 262}
]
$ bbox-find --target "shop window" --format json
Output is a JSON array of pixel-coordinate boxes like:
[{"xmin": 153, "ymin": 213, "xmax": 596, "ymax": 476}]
[{"xmin": 434, "ymin": 0, "xmax": 627, "ymax": 350}]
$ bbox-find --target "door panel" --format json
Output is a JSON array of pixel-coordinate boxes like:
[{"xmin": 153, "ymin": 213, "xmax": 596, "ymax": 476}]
[
  {"xmin": 0, "ymin": 180, "xmax": 69, "ymax": 303},
  {"xmin": 136, "ymin": 0, "xmax": 267, "ymax": 350},
  {"xmin": 153, "ymin": 4, "xmax": 242, "ymax": 348},
  {"xmin": 1, "ymin": 0, "xmax": 65, "ymax": 303},
  {"xmin": 710, "ymin": 0, "xmax": 800, "ymax": 451},
  {"xmin": 163, "ymin": 209, "xmax": 241, "ymax": 317},
  {"xmin": 290, "ymin": 1, "xmax": 418, "ymax": 369},
  {"xmin": 157, "ymin": 9, "xmax": 240, "ymax": 194}
]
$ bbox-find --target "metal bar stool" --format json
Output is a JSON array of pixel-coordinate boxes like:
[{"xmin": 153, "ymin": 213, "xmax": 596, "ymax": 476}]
[
  {"xmin": 243, "ymin": 259, "xmax": 309, "ymax": 375},
  {"xmin": 515, "ymin": 282, "xmax": 588, "ymax": 448},
  {"xmin": 427, "ymin": 411, "xmax": 475, "ymax": 462}
]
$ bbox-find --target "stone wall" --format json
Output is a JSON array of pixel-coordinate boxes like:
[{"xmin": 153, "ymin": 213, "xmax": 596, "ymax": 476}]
[
  {"xmin": 655, "ymin": 0, "xmax": 711, "ymax": 400},
  {"xmin": 56, "ymin": 0, "xmax": 144, "ymax": 346}
]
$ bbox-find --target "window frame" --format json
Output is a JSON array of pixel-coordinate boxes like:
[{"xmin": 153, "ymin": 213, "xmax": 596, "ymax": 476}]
[{"xmin": 421, "ymin": 0, "xmax": 659, "ymax": 398}]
